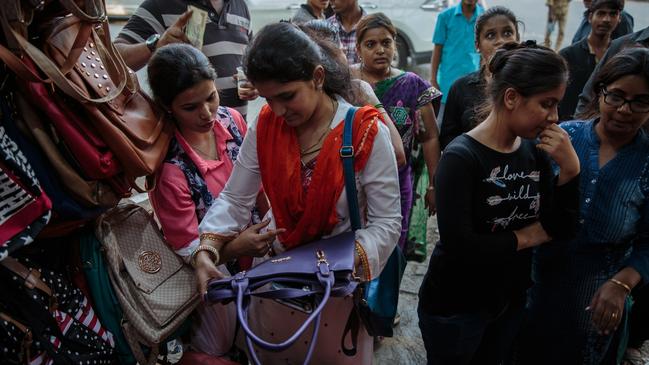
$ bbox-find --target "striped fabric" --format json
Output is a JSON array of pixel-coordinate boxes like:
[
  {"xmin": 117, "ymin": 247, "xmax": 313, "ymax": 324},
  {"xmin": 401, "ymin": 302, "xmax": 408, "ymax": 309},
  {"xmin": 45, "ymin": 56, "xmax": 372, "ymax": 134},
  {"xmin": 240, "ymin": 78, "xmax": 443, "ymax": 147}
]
[{"xmin": 117, "ymin": 0, "xmax": 251, "ymax": 116}]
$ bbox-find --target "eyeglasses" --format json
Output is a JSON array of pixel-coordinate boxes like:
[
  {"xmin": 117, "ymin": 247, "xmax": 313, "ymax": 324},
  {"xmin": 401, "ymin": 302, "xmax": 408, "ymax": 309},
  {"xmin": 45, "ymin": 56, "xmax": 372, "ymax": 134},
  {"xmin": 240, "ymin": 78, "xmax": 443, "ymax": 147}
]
[{"xmin": 601, "ymin": 88, "xmax": 649, "ymax": 113}]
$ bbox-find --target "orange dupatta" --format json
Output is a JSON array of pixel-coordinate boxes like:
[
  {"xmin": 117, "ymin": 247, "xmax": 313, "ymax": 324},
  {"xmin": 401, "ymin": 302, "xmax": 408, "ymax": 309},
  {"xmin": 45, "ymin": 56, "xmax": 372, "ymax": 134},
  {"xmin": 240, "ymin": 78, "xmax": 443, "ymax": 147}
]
[{"xmin": 257, "ymin": 105, "xmax": 381, "ymax": 249}]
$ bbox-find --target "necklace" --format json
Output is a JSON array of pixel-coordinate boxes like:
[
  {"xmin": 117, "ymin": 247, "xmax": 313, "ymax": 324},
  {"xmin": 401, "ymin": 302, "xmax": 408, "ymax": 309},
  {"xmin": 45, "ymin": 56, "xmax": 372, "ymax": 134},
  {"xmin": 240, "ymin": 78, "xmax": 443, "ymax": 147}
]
[
  {"xmin": 190, "ymin": 132, "xmax": 219, "ymax": 160},
  {"xmin": 360, "ymin": 64, "xmax": 392, "ymax": 86},
  {"xmin": 300, "ymin": 97, "xmax": 338, "ymax": 156}
]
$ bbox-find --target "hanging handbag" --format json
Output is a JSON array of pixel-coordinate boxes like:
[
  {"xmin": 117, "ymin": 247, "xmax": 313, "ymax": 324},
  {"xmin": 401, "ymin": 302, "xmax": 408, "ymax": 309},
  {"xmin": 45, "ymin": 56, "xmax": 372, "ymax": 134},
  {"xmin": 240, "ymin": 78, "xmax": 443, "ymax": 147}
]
[
  {"xmin": 0, "ymin": 0, "xmax": 172, "ymax": 191},
  {"xmin": 0, "ymin": 256, "xmax": 116, "ymax": 365},
  {"xmin": 12, "ymin": 89, "xmax": 127, "ymax": 206},
  {"xmin": 0, "ymin": 98, "xmax": 51, "ymax": 261},
  {"xmin": 95, "ymin": 204, "xmax": 200, "ymax": 365},
  {"xmin": 205, "ymin": 107, "xmax": 363, "ymax": 365},
  {"xmin": 1, "ymin": 91, "xmax": 113, "ymax": 226},
  {"xmin": 17, "ymin": 57, "xmax": 123, "ymax": 182}
]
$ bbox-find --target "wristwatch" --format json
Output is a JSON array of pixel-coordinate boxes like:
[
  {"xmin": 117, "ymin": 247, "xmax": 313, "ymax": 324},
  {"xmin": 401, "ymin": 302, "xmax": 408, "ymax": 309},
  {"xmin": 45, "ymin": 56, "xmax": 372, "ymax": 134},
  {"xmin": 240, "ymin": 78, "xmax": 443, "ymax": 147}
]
[{"xmin": 145, "ymin": 34, "xmax": 161, "ymax": 53}]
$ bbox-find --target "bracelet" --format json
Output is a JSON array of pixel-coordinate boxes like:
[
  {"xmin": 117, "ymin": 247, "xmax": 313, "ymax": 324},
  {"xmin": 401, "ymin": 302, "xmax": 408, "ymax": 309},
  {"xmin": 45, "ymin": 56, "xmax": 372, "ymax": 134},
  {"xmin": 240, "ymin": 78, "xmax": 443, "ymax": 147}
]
[
  {"xmin": 354, "ymin": 241, "xmax": 371, "ymax": 282},
  {"xmin": 373, "ymin": 103, "xmax": 384, "ymax": 110},
  {"xmin": 426, "ymin": 185, "xmax": 435, "ymax": 191},
  {"xmin": 609, "ymin": 278, "xmax": 632, "ymax": 293},
  {"xmin": 191, "ymin": 244, "xmax": 220, "ymax": 268},
  {"xmin": 200, "ymin": 232, "xmax": 224, "ymax": 243}
]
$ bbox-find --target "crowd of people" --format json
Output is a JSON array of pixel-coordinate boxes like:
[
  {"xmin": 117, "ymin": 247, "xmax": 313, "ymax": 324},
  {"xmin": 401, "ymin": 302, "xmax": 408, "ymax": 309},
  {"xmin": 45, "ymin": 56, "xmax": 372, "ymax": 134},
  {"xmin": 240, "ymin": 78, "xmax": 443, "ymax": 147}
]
[
  {"xmin": 1, "ymin": 0, "xmax": 649, "ymax": 364},
  {"xmin": 117, "ymin": 0, "xmax": 649, "ymax": 364}
]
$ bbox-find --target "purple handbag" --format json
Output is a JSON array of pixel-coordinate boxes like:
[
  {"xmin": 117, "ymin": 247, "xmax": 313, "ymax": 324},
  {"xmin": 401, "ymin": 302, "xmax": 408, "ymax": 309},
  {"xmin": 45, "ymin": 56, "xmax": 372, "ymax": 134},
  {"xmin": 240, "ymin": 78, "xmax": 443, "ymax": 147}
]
[{"xmin": 205, "ymin": 231, "xmax": 358, "ymax": 365}]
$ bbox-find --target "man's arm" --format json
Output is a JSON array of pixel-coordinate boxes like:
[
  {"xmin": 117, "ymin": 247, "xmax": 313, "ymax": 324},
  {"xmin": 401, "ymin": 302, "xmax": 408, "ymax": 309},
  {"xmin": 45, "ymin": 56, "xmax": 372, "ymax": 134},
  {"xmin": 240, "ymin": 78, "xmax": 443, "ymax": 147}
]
[
  {"xmin": 115, "ymin": 11, "xmax": 193, "ymax": 71},
  {"xmin": 430, "ymin": 44, "xmax": 443, "ymax": 91}
]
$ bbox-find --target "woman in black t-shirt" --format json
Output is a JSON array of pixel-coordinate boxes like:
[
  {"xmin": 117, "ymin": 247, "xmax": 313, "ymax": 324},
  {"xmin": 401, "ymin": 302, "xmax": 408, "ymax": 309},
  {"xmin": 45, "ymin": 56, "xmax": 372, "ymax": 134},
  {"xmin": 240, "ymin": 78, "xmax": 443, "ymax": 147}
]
[{"xmin": 417, "ymin": 42, "xmax": 581, "ymax": 365}]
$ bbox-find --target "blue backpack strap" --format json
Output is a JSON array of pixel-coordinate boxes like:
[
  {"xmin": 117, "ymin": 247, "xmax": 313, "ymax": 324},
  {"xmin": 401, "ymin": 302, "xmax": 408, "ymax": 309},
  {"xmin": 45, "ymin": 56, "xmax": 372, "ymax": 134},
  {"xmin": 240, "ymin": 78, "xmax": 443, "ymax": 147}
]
[{"xmin": 341, "ymin": 107, "xmax": 362, "ymax": 231}]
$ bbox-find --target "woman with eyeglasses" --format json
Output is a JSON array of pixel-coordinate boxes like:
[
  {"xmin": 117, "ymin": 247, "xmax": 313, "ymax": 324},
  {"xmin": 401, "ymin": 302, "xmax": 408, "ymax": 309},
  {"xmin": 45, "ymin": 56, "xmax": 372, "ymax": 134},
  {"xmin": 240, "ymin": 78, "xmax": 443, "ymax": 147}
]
[{"xmin": 518, "ymin": 47, "xmax": 649, "ymax": 365}]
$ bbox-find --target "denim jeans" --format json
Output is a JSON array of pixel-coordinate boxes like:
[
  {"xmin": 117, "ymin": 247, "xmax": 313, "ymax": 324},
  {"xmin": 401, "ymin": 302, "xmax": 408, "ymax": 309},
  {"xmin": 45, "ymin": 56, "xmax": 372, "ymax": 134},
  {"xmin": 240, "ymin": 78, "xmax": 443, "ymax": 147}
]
[{"xmin": 417, "ymin": 303, "xmax": 524, "ymax": 365}]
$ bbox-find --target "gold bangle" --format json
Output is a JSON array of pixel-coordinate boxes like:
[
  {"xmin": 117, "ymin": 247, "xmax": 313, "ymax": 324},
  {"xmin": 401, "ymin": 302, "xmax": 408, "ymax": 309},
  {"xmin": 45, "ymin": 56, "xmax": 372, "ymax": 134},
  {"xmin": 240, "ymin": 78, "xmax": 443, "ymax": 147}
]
[
  {"xmin": 426, "ymin": 185, "xmax": 435, "ymax": 191},
  {"xmin": 354, "ymin": 241, "xmax": 371, "ymax": 281},
  {"xmin": 199, "ymin": 232, "xmax": 223, "ymax": 242},
  {"xmin": 609, "ymin": 278, "xmax": 632, "ymax": 293},
  {"xmin": 191, "ymin": 244, "xmax": 220, "ymax": 268}
]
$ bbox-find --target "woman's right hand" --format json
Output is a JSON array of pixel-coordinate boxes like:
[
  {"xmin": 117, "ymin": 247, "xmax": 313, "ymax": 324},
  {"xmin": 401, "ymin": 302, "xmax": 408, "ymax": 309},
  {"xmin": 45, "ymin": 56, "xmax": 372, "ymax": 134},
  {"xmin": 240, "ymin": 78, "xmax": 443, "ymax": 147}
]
[
  {"xmin": 229, "ymin": 220, "xmax": 286, "ymax": 258},
  {"xmin": 536, "ymin": 124, "xmax": 580, "ymax": 184},
  {"xmin": 195, "ymin": 252, "xmax": 225, "ymax": 295},
  {"xmin": 514, "ymin": 221, "xmax": 552, "ymax": 250}
]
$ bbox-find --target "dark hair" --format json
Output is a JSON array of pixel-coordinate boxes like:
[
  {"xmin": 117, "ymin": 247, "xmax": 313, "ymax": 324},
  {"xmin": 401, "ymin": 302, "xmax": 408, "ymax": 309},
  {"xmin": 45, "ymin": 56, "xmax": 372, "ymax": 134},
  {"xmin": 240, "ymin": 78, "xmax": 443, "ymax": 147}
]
[
  {"xmin": 355, "ymin": 13, "xmax": 397, "ymax": 46},
  {"xmin": 301, "ymin": 19, "xmax": 341, "ymax": 45},
  {"xmin": 244, "ymin": 22, "xmax": 350, "ymax": 98},
  {"xmin": 475, "ymin": 6, "xmax": 521, "ymax": 42},
  {"xmin": 147, "ymin": 44, "xmax": 217, "ymax": 107},
  {"xmin": 577, "ymin": 47, "xmax": 649, "ymax": 119},
  {"xmin": 588, "ymin": 0, "xmax": 623, "ymax": 14},
  {"xmin": 482, "ymin": 41, "xmax": 568, "ymax": 111}
]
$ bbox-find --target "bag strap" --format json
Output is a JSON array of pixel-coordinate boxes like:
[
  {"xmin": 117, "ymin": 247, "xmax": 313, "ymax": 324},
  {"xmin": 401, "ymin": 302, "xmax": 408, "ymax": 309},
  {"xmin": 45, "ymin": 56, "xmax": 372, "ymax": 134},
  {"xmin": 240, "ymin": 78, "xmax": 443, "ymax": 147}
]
[
  {"xmin": 122, "ymin": 320, "xmax": 160, "ymax": 365},
  {"xmin": 341, "ymin": 106, "xmax": 362, "ymax": 231},
  {"xmin": 340, "ymin": 106, "xmax": 366, "ymax": 357},
  {"xmin": 0, "ymin": 257, "xmax": 53, "ymax": 297}
]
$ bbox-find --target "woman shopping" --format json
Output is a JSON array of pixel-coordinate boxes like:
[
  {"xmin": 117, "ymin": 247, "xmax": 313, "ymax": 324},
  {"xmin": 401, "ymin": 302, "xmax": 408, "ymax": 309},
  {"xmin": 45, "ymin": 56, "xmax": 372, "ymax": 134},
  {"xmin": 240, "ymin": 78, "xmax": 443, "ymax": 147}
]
[
  {"xmin": 193, "ymin": 22, "xmax": 401, "ymax": 364},
  {"xmin": 146, "ymin": 44, "xmax": 268, "ymax": 363}
]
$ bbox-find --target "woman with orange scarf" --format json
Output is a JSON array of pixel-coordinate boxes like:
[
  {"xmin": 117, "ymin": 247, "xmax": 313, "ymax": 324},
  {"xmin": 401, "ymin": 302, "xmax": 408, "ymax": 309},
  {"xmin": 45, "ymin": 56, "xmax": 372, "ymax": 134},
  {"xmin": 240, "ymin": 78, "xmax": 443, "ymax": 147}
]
[{"xmin": 192, "ymin": 22, "xmax": 401, "ymax": 364}]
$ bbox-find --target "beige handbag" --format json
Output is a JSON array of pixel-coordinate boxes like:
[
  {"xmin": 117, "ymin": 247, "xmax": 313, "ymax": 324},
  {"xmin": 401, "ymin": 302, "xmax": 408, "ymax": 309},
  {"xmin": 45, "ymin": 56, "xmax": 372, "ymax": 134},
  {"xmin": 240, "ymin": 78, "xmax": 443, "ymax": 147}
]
[{"xmin": 95, "ymin": 204, "xmax": 200, "ymax": 365}]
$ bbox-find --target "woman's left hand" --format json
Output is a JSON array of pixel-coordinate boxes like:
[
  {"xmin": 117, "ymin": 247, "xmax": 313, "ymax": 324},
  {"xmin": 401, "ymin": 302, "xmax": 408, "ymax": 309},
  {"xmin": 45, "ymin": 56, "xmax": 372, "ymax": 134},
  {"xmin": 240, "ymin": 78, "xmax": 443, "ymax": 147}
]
[
  {"xmin": 425, "ymin": 188, "xmax": 436, "ymax": 216},
  {"xmin": 588, "ymin": 280, "xmax": 628, "ymax": 335}
]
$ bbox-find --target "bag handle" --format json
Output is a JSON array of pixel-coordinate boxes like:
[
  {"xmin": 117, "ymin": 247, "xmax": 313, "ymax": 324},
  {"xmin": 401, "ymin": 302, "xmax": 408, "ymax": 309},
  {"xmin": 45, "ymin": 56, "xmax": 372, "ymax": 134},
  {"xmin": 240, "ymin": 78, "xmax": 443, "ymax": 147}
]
[
  {"xmin": 59, "ymin": 0, "xmax": 107, "ymax": 23},
  {"xmin": 341, "ymin": 106, "xmax": 362, "ymax": 231},
  {"xmin": 233, "ymin": 255, "xmax": 334, "ymax": 365}
]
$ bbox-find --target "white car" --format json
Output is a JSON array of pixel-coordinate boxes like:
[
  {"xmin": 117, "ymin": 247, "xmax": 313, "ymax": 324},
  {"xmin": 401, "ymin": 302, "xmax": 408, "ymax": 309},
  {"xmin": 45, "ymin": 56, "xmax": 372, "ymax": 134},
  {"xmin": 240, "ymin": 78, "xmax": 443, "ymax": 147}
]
[
  {"xmin": 245, "ymin": 0, "xmax": 448, "ymax": 68},
  {"xmin": 106, "ymin": 0, "xmax": 449, "ymax": 68}
]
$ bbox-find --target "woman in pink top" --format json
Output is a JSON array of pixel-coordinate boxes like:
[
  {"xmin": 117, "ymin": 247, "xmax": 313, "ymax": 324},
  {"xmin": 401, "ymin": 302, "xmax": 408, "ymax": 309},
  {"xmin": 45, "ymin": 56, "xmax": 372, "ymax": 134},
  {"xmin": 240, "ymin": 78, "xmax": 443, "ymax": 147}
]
[{"xmin": 147, "ymin": 43, "xmax": 269, "ymax": 363}]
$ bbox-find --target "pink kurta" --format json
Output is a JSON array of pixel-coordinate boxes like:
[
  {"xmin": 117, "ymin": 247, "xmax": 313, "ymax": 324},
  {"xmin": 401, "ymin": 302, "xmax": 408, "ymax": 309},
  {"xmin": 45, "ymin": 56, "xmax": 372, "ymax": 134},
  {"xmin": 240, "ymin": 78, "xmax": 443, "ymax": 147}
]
[{"xmin": 149, "ymin": 108, "xmax": 247, "ymax": 255}]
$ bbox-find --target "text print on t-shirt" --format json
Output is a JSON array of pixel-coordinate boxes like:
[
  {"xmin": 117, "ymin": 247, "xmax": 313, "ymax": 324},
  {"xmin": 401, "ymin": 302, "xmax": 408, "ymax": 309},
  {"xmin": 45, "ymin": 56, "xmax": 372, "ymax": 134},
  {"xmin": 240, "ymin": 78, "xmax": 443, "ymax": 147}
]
[{"xmin": 483, "ymin": 165, "xmax": 541, "ymax": 232}]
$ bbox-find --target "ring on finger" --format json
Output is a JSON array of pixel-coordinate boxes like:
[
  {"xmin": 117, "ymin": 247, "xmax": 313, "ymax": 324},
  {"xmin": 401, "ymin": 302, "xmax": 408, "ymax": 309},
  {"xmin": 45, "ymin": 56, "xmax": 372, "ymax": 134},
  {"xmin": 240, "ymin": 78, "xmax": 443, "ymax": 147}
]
[{"xmin": 611, "ymin": 312, "xmax": 618, "ymax": 319}]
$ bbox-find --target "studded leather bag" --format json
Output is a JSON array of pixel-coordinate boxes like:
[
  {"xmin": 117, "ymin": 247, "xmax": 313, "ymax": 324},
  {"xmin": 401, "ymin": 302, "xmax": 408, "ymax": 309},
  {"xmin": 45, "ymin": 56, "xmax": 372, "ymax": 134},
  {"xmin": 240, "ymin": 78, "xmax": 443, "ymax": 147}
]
[
  {"xmin": 0, "ymin": 1, "xmax": 172, "ymax": 192},
  {"xmin": 95, "ymin": 204, "xmax": 200, "ymax": 365}
]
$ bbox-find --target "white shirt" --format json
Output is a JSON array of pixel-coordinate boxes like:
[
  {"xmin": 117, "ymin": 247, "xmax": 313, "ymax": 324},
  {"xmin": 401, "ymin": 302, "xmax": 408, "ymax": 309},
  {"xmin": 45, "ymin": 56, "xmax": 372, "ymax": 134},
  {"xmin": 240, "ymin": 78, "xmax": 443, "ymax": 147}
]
[{"xmin": 196, "ymin": 97, "xmax": 401, "ymax": 279}]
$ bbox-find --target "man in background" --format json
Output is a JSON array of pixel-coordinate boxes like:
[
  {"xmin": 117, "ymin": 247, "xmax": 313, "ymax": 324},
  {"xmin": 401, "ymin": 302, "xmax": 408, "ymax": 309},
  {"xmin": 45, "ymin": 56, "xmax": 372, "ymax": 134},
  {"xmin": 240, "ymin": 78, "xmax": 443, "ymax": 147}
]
[
  {"xmin": 430, "ymin": 0, "xmax": 484, "ymax": 109},
  {"xmin": 544, "ymin": 0, "xmax": 571, "ymax": 50},
  {"xmin": 327, "ymin": 0, "xmax": 365, "ymax": 64},
  {"xmin": 115, "ymin": 0, "xmax": 251, "ymax": 117},
  {"xmin": 571, "ymin": 0, "xmax": 633, "ymax": 44},
  {"xmin": 558, "ymin": 0, "xmax": 621, "ymax": 121}
]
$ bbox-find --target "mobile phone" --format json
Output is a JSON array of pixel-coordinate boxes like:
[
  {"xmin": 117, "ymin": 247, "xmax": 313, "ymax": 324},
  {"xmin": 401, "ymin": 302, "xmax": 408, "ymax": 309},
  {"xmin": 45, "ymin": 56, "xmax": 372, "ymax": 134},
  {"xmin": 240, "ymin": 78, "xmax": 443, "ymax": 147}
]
[{"xmin": 270, "ymin": 282, "xmax": 316, "ymax": 314}]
